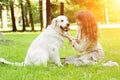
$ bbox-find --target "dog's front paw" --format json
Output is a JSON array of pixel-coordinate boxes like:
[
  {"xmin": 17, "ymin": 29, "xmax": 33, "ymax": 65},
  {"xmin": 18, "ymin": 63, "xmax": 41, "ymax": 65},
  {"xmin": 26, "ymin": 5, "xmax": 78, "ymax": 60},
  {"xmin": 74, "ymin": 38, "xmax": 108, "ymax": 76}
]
[
  {"xmin": 64, "ymin": 33, "xmax": 74, "ymax": 42},
  {"xmin": 56, "ymin": 62, "xmax": 64, "ymax": 67},
  {"xmin": 58, "ymin": 64, "xmax": 64, "ymax": 67}
]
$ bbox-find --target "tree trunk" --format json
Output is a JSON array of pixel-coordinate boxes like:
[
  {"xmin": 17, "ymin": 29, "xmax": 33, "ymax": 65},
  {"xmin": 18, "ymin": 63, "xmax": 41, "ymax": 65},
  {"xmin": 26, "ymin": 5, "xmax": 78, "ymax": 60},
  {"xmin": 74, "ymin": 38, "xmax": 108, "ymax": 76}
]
[
  {"xmin": 26, "ymin": 0, "xmax": 34, "ymax": 31},
  {"xmin": 14, "ymin": 0, "xmax": 21, "ymax": 29},
  {"xmin": 24, "ymin": 3, "xmax": 29, "ymax": 27},
  {"xmin": 20, "ymin": 1, "xmax": 26, "ymax": 31},
  {"xmin": 60, "ymin": 2, "xmax": 64, "ymax": 15},
  {"xmin": 39, "ymin": 0, "xmax": 43, "ymax": 31},
  {"xmin": 10, "ymin": 1, "xmax": 17, "ymax": 32},
  {"xmin": 46, "ymin": 0, "xmax": 51, "ymax": 28},
  {"xmin": 25, "ymin": 15, "xmax": 30, "ymax": 27},
  {"xmin": 42, "ymin": 0, "xmax": 46, "ymax": 30},
  {"xmin": 1, "ymin": 3, "xmax": 8, "ymax": 29}
]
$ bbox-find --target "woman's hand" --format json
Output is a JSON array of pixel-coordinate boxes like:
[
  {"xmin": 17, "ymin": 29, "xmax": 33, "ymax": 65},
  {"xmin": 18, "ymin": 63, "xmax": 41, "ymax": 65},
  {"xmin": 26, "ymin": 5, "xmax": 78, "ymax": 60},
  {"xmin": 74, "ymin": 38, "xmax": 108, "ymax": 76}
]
[{"xmin": 63, "ymin": 32, "xmax": 80, "ymax": 46}]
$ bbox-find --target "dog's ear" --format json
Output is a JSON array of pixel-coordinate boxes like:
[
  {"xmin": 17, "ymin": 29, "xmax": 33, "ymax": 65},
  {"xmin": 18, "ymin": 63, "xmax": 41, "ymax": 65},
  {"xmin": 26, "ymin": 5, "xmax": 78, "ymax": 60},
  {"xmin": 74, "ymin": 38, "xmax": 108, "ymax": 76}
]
[{"xmin": 51, "ymin": 18, "xmax": 57, "ymax": 28}]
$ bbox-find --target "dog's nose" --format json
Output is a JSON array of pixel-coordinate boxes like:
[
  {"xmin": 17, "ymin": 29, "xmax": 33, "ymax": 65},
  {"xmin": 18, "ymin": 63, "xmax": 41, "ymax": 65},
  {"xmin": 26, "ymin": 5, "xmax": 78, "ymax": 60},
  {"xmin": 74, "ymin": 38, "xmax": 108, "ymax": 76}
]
[{"xmin": 67, "ymin": 23, "xmax": 70, "ymax": 26}]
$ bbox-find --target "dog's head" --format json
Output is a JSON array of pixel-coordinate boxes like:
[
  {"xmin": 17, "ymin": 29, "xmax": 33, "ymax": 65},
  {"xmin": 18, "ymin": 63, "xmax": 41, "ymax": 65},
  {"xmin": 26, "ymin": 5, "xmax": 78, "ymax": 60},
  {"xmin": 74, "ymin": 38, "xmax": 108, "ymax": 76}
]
[{"xmin": 51, "ymin": 16, "xmax": 70, "ymax": 32}]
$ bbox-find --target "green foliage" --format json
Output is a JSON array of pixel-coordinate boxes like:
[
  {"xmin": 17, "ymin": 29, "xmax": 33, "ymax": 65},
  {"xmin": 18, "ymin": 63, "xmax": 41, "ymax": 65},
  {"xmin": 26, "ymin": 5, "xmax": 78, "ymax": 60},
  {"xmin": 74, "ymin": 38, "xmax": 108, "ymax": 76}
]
[
  {"xmin": 1, "ymin": 0, "xmax": 120, "ymax": 27},
  {"xmin": 31, "ymin": 2, "xmax": 40, "ymax": 23},
  {"xmin": 0, "ymin": 28, "xmax": 120, "ymax": 80},
  {"xmin": 50, "ymin": 1, "xmax": 80, "ymax": 23},
  {"xmin": 51, "ymin": 1, "xmax": 60, "ymax": 19}
]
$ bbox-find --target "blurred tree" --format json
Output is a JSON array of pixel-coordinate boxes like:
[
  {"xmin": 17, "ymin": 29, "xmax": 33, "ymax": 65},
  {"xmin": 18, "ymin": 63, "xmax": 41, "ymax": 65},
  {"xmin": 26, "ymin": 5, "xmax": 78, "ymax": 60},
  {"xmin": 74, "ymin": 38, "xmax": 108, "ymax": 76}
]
[
  {"xmin": 69, "ymin": 0, "xmax": 120, "ymax": 23},
  {"xmin": 24, "ymin": 3, "xmax": 29, "ymax": 27},
  {"xmin": 42, "ymin": 0, "xmax": 51, "ymax": 29},
  {"xmin": 60, "ymin": 1, "xmax": 64, "ymax": 15},
  {"xmin": 10, "ymin": 0, "xmax": 17, "ymax": 31},
  {"xmin": 50, "ymin": 0, "xmax": 80, "ymax": 23},
  {"xmin": 69, "ymin": 0, "xmax": 105, "ymax": 23},
  {"xmin": 46, "ymin": 0, "xmax": 51, "ymax": 28},
  {"xmin": 14, "ymin": 0, "xmax": 21, "ymax": 29},
  {"xmin": 26, "ymin": 0, "xmax": 34, "ymax": 31},
  {"xmin": 0, "ymin": 0, "xmax": 8, "ymax": 29},
  {"xmin": 20, "ymin": 0, "xmax": 26, "ymax": 31},
  {"xmin": 39, "ymin": 0, "xmax": 43, "ymax": 31},
  {"xmin": 0, "ymin": 0, "xmax": 120, "ymax": 32},
  {"xmin": 51, "ymin": 1, "xmax": 60, "ymax": 18}
]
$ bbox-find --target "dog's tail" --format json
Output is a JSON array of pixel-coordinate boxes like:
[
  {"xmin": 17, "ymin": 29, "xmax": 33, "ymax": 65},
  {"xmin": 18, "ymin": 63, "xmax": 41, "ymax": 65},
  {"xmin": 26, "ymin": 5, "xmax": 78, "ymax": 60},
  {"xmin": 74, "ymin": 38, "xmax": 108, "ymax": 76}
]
[{"xmin": 0, "ymin": 58, "xmax": 24, "ymax": 66}]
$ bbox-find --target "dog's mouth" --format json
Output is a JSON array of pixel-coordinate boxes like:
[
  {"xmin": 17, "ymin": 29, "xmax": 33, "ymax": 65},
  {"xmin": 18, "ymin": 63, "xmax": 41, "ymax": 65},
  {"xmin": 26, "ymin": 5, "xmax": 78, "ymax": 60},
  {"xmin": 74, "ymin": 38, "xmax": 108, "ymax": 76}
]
[{"xmin": 60, "ymin": 24, "xmax": 70, "ymax": 32}]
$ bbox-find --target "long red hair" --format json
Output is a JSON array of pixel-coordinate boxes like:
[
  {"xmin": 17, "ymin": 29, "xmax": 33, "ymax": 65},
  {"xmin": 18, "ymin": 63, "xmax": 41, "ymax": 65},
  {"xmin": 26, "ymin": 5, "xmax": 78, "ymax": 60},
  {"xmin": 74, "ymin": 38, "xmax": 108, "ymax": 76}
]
[{"xmin": 76, "ymin": 10, "xmax": 98, "ymax": 43}]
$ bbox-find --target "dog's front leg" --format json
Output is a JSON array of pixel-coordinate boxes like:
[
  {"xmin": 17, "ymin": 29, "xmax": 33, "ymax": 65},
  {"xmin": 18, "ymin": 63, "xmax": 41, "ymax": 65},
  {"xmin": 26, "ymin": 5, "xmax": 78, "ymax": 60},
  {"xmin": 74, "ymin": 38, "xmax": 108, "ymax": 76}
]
[
  {"xmin": 64, "ymin": 32, "xmax": 73, "ymax": 41},
  {"xmin": 54, "ymin": 56, "xmax": 63, "ymax": 67},
  {"xmin": 50, "ymin": 46, "xmax": 63, "ymax": 66}
]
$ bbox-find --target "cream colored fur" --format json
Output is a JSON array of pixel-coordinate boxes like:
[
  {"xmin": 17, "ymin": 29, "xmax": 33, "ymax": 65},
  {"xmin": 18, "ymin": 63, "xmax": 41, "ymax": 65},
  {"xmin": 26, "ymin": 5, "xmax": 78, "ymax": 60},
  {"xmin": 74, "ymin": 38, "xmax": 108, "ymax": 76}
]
[{"xmin": 0, "ymin": 16, "xmax": 70, "ymax": 66}]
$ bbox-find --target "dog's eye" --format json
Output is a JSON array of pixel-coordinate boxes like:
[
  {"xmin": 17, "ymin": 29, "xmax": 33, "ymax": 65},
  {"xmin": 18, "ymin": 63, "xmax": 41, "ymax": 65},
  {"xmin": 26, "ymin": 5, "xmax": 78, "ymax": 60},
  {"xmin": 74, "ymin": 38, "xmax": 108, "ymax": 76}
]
[{"xmin": 61, "ymin": 20, "xmax": 64, "ymax": 22}]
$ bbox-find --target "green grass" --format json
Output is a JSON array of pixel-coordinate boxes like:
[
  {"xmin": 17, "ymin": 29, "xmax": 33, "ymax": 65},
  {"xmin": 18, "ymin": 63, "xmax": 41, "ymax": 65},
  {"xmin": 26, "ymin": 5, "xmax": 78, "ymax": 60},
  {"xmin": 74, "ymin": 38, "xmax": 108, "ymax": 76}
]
[{"xmin": 0, "ymin": 28, "xmax": 120, "ymax": 80}]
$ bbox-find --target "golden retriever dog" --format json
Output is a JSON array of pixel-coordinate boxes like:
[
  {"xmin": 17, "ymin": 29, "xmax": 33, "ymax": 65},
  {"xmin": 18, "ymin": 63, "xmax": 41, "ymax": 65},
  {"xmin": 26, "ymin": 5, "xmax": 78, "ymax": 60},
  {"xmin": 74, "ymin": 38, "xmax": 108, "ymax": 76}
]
[{"xmin": 0, "ymin": 15, "xmax": 70, "ymax": 67}]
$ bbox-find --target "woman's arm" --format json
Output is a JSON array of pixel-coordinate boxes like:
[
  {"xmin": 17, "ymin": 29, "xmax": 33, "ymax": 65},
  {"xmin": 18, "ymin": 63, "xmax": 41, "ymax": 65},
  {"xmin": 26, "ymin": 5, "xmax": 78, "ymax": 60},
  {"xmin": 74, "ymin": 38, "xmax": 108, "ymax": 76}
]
[
  {"xmin": 71, "ymin": 37, "xmax": 90, "ymax": 53},
  {"xmin": 64, "ymin": 32, "xmax": 90, "ymax": 53}
]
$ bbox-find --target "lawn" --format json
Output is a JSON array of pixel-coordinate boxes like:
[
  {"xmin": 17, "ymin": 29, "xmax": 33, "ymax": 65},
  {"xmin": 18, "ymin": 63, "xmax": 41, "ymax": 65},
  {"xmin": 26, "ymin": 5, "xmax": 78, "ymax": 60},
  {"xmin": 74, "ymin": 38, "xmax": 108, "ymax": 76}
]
[{"xmin": 0, "ymin": 28, "xmax": 120, "ymax": 80}]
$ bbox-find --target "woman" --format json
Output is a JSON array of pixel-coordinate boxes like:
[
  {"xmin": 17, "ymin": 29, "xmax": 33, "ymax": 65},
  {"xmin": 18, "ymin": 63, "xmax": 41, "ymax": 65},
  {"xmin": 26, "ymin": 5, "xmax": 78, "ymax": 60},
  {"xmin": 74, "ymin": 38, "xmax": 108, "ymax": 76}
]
[{"xmin": 64, "ymin": 10, "xmax": 104, "ymax": 66}]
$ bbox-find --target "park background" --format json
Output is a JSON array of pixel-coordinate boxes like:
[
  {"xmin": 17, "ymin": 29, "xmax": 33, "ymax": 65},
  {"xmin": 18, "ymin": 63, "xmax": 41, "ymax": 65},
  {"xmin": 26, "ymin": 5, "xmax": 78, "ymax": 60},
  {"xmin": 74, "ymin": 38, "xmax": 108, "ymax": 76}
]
[
  {"xmin": 0, "ymin": 0, "xmax": 120, "ymax": 80},
  {"xmin": 0, "ymin": 0, "xmax": 120, "ymax": 31}
]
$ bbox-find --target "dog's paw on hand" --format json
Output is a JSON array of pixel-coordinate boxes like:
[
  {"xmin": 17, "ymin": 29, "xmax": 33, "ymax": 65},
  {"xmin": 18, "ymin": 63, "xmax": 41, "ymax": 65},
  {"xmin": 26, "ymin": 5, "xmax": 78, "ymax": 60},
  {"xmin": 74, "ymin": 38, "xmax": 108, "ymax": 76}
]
[
  {"xmin": 63, "ymin": 32, "xmax": 69, "ymax": 37},
  {"xmin": 64, "ymin": 32, "xmax": 74, "ymax": 39}
]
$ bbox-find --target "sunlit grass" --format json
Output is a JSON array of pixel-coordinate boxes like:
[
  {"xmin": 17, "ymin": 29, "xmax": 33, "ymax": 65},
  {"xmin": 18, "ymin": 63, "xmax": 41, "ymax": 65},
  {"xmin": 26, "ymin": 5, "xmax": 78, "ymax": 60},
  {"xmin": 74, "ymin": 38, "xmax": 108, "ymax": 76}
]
[
  {"xmin": 99, "ymin": 29, "xmax": 120, "ymax": 62},
  {"xmin": 0, "ymin": 28, "xmax": 120, "ymax": 80}
]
